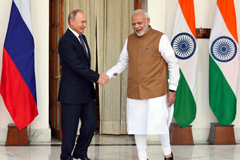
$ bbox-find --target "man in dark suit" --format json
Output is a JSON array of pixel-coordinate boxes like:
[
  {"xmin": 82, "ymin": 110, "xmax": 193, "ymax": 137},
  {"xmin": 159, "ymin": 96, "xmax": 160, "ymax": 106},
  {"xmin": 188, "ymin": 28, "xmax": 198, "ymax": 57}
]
[{"xmin": 58, "ymin": 9, "xmax": 107, "ymax": 160}]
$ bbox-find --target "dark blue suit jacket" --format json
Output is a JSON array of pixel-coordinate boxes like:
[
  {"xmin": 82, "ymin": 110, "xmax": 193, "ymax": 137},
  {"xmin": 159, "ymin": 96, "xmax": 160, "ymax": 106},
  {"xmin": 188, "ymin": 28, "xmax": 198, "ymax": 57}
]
[{"xmin": 58, "ymin": 29, "xmax": 99, "ymax": 104}]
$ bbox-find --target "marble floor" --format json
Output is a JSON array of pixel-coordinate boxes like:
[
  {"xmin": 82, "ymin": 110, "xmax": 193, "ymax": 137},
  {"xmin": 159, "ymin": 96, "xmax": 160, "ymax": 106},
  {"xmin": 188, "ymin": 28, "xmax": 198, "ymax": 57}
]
[{"xmin": 0, "ymin": 135, "xmax": 240, "ymax": 160}]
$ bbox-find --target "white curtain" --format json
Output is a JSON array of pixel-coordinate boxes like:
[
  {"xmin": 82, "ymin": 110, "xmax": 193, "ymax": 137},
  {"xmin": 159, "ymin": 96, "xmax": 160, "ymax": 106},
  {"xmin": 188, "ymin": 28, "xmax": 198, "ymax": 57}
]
[
  {"xmin": 64, "ymin": 0, "xmax": 134, "ymax": 134},
  {"xmin": 64, "ymin": 0, "xmax": 97, "ymax": 72}
]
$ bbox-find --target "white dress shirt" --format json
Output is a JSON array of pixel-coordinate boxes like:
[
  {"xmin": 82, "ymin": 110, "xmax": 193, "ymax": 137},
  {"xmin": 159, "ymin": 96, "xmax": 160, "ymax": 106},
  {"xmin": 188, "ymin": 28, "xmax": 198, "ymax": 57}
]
[
  {"xmin": 106, "ymin": 34, "xmax": 180, "ymax": 134},
  {"xmin": 68, "ymin": 27, "xmax": 88, "ymax": 54},
  {"xmin": 106, "ymin": 34, "xmax": 179, "ymax": 91}
]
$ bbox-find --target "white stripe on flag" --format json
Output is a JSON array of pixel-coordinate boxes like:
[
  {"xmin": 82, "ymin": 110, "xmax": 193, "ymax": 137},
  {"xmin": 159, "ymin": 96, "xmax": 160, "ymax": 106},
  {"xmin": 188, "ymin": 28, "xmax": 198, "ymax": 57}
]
[
  {"xmin": 14, "ymin": 0, "xmax": 33, "ymax": 34},
  {"xmin": 209, "ymin": 7, "xmax": 239, "ymax": 96},
  {"xmin": 172, "ymin": 4, "xmax": 198, "ymax": 102}
]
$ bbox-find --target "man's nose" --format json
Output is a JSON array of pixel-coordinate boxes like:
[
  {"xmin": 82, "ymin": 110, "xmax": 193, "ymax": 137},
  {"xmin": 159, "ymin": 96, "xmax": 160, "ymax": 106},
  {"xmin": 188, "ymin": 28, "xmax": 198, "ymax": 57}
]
[{"xmin": 133, "ymin": 24, "xmax": 140, "ymax": 29}]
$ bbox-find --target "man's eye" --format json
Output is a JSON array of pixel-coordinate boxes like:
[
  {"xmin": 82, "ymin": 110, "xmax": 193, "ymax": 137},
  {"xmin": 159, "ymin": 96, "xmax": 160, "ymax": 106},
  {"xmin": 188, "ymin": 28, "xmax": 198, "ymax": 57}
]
[{"xmin": 132, "ymin": 22, "xmax": 143, "ymax": 26}]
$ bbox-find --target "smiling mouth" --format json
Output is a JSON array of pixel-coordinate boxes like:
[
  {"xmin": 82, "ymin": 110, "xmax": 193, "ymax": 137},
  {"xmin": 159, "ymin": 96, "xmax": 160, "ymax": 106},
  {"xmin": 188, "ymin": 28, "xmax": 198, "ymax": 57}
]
[{"xmin": 135, "ymin": 29, "xmax": 142, "ymax": 32}]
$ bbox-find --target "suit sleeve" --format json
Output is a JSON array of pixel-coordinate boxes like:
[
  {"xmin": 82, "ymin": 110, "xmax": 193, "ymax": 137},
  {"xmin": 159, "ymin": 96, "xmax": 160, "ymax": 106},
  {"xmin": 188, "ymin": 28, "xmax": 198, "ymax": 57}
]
[{"xmin": 58, "ymin": 38, "xmax": 99, "ymax": 82}]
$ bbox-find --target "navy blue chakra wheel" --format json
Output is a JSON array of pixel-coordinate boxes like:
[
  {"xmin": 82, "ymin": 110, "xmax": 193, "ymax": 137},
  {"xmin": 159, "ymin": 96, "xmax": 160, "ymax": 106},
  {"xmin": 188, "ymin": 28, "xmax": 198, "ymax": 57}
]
[
  {"xmin": 171, "ymin": 32, "xmax": 196, "ymax": 60},
  {"xmin": 211, "ymin": 36, "xmax": 237, "ymax": 62}
]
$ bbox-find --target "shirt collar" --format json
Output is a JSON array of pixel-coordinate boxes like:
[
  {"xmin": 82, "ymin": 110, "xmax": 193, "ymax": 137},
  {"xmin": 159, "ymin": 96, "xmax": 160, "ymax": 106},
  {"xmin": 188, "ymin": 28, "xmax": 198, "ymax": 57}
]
[{"xmin": 68, "ymin": 27, "xmax": 81, "ymax": 39}]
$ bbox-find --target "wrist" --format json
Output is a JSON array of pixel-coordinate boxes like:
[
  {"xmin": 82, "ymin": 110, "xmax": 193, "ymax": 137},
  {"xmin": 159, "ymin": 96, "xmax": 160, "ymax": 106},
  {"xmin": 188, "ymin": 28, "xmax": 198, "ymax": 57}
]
[{"xmin": 169, "ymin": 89, "xmax": 176, "ymax": 92}]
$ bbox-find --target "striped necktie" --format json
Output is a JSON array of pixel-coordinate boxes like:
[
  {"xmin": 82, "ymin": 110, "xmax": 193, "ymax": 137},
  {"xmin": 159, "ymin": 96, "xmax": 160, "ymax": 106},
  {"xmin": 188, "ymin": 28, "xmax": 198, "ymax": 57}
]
[{"xmin": 78, "ymin": 34, "xmax": 89, "ymax": 58}]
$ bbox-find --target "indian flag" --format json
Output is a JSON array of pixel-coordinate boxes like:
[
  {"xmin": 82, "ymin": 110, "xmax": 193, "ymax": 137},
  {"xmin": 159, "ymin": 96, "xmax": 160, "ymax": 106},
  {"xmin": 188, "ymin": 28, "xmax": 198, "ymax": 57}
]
[
  {"xmin": 209, "ymin": 0, "xmax": 239, "ymax": 126},
  {"xmin": 171, "ymin": 0, "xmax": 197, "ymax": 128}
]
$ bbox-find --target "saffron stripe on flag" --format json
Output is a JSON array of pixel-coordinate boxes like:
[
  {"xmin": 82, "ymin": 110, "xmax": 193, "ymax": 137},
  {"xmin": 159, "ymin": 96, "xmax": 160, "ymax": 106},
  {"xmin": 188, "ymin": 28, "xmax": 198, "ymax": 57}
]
[
  {"xmin": 179, "ymin": 0, "xmax": 196, "ymax": 38},
  {"xmin": 209, "ymin": 0, "xmax": 239, "ymax": 126},
  {"xmin": 217, "ymin": 0, "xmax": 238, "ymax": 43},
  {"xmin": 171, "ymin": 0, "xmax": 197, "ymax": 128}
]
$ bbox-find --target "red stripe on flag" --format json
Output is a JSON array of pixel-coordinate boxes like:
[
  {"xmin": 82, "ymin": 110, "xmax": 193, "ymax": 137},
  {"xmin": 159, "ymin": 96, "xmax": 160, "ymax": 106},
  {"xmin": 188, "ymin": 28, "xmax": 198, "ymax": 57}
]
[
  {"xmin": 217, "ymin": 0, "xmax": 238, "ymax": 43},
  {"xmin": 0, "ymin": 48, "xmax": 38, "ymax": 130}
]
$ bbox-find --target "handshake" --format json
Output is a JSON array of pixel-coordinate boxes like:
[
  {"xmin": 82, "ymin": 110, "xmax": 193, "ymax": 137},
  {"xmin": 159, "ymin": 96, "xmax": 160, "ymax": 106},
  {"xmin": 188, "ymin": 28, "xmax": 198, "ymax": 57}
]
[{"xmin": 97, "ymin": 73, "xmax": 109, "ymax": 85}]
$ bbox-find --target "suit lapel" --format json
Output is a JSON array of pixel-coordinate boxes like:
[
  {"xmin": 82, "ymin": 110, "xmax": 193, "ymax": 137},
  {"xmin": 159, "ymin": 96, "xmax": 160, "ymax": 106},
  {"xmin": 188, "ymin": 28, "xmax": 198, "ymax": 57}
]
[
  {"xmin": 82, "ymin": 35, "xmax": 91, "ymax": 64},
  {"xmin": 66, "ymin": 29, "xmax": 90, "ymax": 65}
]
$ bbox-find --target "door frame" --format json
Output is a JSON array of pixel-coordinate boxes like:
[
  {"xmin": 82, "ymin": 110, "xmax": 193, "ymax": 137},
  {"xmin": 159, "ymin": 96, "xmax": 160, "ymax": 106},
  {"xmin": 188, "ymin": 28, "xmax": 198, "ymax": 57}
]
[{"xmin": 49, "ymin": 0, "xmax": 64, "ymax": 141}]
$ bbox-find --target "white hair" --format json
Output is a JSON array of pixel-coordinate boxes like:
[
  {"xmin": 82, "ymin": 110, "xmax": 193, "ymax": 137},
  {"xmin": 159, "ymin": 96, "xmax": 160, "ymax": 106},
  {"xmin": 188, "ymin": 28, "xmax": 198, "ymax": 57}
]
[{"xmin": 132, "ymin": 9, "xmax": 149, "ymax": 19}]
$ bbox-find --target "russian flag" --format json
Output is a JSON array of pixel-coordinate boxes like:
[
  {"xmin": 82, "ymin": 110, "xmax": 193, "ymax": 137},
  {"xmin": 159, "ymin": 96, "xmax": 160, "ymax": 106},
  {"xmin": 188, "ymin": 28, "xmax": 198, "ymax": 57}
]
[{"xmin": 0, "ymin": 0, "xmax": 38, "ymax": 130}]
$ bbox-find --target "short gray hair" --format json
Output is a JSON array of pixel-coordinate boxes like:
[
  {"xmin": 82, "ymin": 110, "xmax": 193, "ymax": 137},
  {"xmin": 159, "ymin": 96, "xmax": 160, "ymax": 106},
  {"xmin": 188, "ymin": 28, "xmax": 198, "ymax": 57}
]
[
  {"xmin": 68, "ymin": 9, "xmax": 84, "ymax": 24},
  {"xmin": 132, "ymin": 9, "xmax": 149, "ymax": 19}
]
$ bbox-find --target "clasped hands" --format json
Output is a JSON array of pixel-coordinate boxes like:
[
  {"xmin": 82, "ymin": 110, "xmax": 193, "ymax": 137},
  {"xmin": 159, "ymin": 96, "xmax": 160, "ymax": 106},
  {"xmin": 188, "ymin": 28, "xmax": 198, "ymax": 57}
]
[{"xmin": 97, "ymin": 73, "xmax": 109, "ymax": 85}]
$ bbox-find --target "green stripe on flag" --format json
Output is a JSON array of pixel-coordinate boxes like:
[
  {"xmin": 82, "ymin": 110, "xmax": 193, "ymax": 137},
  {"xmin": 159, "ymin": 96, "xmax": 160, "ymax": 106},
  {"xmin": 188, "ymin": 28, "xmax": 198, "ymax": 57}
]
[
  {"xmin": 174, "ymin": 69, "xmax": 196, "ymax": 128},
  {"xmin": 209, "ymin": 55, "xmax": 236, "ymax": 126}
]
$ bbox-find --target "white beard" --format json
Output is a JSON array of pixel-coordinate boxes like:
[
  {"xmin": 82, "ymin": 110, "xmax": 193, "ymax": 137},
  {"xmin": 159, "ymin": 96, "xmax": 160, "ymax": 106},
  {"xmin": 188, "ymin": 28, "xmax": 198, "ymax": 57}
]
[{"xmin": 135, "ymin": 23, "xmax": 149, "ymax": 37}]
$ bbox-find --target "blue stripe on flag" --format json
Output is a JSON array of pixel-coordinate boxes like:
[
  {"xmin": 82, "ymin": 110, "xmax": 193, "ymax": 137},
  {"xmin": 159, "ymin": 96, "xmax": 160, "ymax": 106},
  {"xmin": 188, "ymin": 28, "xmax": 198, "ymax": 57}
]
[{"xmin": 4, "ymin": 1, "xmax": 37, "ymax": 103}]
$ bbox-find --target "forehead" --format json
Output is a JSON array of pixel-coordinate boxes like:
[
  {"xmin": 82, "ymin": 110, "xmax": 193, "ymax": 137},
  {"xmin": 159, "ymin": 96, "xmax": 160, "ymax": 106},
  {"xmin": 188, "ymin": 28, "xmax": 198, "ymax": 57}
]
[
  {"xmin": 75, "ymin": 12, "xmax": 87, "ymax": 21},
  {"xmin": 132, "ymin": 13, "xmax": 145, "ymax": 22}
]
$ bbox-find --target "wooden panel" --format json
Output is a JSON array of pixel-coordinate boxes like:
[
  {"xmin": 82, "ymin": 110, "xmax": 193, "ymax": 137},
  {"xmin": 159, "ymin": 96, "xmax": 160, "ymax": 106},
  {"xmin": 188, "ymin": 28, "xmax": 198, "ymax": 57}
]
[
  {"xmin": 49, "ymin": 0, "xmax": 63, "ymax": 141},
  {"xmin": 170, "ymin": 123, "xmax": 194, "ymax": 145},
  {"xmin": 208, "ymin": 123, "xmax": 236, "ymax": 145},
  {"xmin": 135, "ymin": 0, "xmax": 142, "ymax": 9},
  {"xmin": 196, "ymin": 28, "xmax": 211, "ymax": 39}
]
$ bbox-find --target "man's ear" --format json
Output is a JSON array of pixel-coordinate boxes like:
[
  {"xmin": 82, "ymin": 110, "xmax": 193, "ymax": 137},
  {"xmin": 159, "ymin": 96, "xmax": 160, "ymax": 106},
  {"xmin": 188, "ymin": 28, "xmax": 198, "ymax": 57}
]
[
  {"xmin": 69, "ymin": 18, "xmax": 74, "ymax": 25},
  {"xmin": 147, "ymin": 18, "xmax": 150, "ymax": 25}
]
